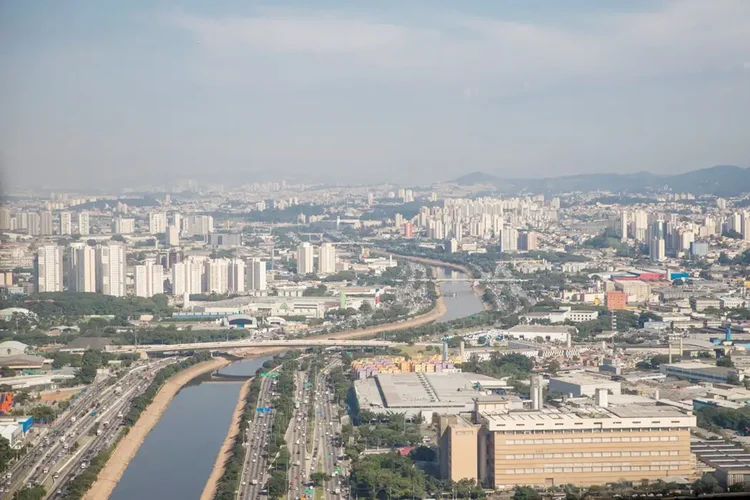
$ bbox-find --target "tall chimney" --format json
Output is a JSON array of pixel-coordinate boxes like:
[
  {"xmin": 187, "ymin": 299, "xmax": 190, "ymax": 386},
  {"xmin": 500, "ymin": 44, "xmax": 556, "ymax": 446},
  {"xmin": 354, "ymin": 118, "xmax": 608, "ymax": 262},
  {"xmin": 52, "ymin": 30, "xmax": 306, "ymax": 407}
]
[
  {"xmin": 530, "ymin": 376, "xmax": 540, "ymax": 410},
  {"xmin": 595, "ymin": 388, "xmax": 609, "ymax": 408},
  {"xmin": 459, "ymin": 340, "xmax": 465, "ymax": 361},
  {"xmin": 567, "ymin": 332, "xmax": 572, "ymax": 349}
]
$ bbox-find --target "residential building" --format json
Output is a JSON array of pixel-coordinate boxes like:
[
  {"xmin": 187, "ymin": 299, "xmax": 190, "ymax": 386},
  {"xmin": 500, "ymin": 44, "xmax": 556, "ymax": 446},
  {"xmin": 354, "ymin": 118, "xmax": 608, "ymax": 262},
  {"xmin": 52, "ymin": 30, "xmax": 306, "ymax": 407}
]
[
  {"xmin": 0, "ymin": 208, "xmax": 11, "ymax": 231},
  {"xmin": 96, "ymin": 243, "xmax": 126, "ymax": 297},
  {"xmin": 68, "ymin": 243, "xmax": 96, "ymax": 292},
  {"xmin": 148, "ymin": 212, "xmax": 168, "ymax": 234},
  {"xmin": 40, "ymin": 211, "xmax": 53, "ymax": 235},
  {"xmin": 228, "ymin": 258, "xmax": 245, "ymax": 293},
  {"xmin": 205, "ymin": 259, "xmax": 229, "ymax": 294},
  {"xmin": 59, "ymin": 212, "xmax": 72, "ymax": 235},
  {"xmin": 111, "ymin": 217, "xmax": 135, "ymax": 234},
  {"xmin": 166, "ymin": 225, "xmax": 179, "ymax": 246},
  {"xmin": 183, "ymin": 215, "xmax": 213, "ymax": 237},
  {"xmin": 318, "ymin": 243, "xmax": 336, "ymax": 274},
  {"xmin": 605, "ymin": 291, "xmax": 628, "ymax": 310},
  {"xmin": 134, "ymin": 262, "xmax": 164, "ymax": 297},
  {"xmin": 247, "ymin": 258, "xmax": 267, "ymax": 291},
  {"xmin": 297, "ymin": 242, "xmax": 314, "ymax": 275},
  {"xmin": 77, "ymin": 212, "xmax": 90, "ymax": 235},
  {"xmin": 35, "ymin": 245, "xmax": 63, "ymax": 293}
]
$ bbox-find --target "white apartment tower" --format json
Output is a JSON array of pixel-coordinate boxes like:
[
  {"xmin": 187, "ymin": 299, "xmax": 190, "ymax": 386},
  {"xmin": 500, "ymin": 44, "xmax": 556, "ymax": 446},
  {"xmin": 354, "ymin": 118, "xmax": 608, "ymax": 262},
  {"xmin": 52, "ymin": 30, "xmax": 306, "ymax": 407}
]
[
  {"xmin": 112, "ymin": 217, "xmax": 135, "ymax": 234},
  {"xmin": 36, "ymin": 245, "xmax": 63, "ymax": 293},
  {"xmin": 149, "ymin": 212, "xmax": 168, "ymax": 234},
  {"xmin": 183, "ymin": 215, "xmax": 214, "ymax": 237},
  {"xmin": 40, "ymin": 211, "xmax": 53, "ymax": 235},
  {"xmin": 228, "ymin": 259, "xmax": 245, "ymax": 293},
  {"xmin": 247, "ymin": 258, "xmax": 267, "ymax": 291},
  {"xmin": 77, "ymin": 212, "xmax": 90, "ymax": 235},
  {"xmin": 60, "ymin": 211, "xmax": 72, "ymax": 235},
  {"xmin": 205, "ymin": 259, "xmax": 229, "ymax": 294},
  {"xmin": 68, "ymin": 244, "xmax": 96, "ymax": 292},
  {"xmin": 134, "ymin": 262, "xmax": 164, "ymax": 297},
  {"xmin": 318, "ymin": 243, "xmax": 336, "ymax": 274},
  {"xmin": 0, "ymin": 207, "xmax": 11, "ymax": 231},
  {"xmin": 166, "ymin": 225, "xmax": 180, "ymax": 246},
  {"xmin": 297, "ymin": 242, "xmax": 314, "ymax": 275},
  {"xmin": 96, "ymin": 243, "xmax": 126, "ymax": 296}
]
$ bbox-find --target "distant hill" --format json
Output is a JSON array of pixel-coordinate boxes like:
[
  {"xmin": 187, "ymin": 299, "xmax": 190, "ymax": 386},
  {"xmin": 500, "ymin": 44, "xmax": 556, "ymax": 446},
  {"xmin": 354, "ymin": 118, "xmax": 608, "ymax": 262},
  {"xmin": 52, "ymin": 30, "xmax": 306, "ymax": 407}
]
[{"xmin": 452, "ymin": 165, "xmax": 750, "ymax": 196}]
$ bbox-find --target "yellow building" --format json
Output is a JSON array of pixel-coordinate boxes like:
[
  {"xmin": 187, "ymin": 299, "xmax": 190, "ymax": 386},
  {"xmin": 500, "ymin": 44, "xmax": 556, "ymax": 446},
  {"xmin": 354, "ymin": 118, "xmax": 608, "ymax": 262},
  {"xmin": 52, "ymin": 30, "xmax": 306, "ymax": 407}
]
[
  {"xmin": 440, "ymin": 401, "xmax": 696, "ymax": 490},
  {"xmin": 439, "ymin": 415, "xmax": 479, "ymax": 483}
]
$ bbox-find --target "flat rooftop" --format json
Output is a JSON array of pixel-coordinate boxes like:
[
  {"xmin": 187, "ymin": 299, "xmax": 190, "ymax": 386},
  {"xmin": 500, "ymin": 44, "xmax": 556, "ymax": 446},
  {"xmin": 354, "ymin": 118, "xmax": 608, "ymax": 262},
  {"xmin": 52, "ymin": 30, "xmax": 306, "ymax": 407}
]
[
  {"xmin": 692, "ymin": 441, "xmax": 750, "ymax": 471},
  {"xmin": 354, "ymin": 371, "xmax": 503, "ymax": 416}
]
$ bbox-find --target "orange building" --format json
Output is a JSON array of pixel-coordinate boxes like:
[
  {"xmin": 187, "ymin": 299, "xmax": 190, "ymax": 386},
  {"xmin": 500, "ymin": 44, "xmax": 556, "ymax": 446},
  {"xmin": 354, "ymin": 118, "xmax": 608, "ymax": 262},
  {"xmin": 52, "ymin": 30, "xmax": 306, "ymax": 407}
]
[{"xmin": 606, "ymin": 291, "xmax": 628, "ymax": 311}]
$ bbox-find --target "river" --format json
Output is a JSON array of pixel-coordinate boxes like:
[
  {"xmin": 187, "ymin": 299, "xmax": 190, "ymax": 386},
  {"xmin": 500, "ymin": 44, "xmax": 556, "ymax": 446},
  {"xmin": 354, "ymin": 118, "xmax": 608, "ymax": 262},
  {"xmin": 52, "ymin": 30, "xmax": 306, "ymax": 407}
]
[
  {"xmin": 433, "ymin": 267, "xmax": 485, "ymax": 322},
  {"xmin": 110, "ymin": 355, "xmax": 275, "ymax": 500}
]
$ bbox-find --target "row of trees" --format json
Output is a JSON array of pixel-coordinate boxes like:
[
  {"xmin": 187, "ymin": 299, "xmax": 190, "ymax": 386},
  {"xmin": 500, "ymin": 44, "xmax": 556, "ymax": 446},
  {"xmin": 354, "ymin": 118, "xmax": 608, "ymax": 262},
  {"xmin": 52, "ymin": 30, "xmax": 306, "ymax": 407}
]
[{"xmin": 124, "ymin": 351, "xmax": 213, "ymax": 426}]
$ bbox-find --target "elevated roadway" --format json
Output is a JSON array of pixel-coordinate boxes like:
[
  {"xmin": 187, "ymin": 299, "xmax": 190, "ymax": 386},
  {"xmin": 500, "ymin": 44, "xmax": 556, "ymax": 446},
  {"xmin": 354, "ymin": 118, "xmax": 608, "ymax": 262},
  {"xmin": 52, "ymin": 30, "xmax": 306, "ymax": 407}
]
[{"xmin": 111, "ymin": 338, "xmax": 404, "ymax": 354}]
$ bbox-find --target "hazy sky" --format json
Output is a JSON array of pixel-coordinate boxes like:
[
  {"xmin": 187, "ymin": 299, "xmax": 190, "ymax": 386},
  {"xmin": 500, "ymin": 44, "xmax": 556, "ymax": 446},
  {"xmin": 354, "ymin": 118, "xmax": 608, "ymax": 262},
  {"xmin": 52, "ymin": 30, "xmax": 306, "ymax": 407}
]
[{"xmin": 1, "ymin": 0, "xmax": 749, "ymax": 190}]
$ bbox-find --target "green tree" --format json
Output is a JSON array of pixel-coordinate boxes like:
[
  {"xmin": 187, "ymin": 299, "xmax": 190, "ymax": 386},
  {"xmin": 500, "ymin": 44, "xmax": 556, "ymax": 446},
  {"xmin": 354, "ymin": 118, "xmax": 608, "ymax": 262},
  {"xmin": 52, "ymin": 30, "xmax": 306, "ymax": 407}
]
[
  {"xmin": 692, "ymin": 473, "xmax": 722, "ymax": 495},
  {"xmin": 717, "ymin": 357, "xmax": 734, "ymax": 368},
  {"xmin": 547, "ymin": 360, "xmax": 561, "ymax": 375},
  {"xmin": 359, "ymin": 301, "xmax": 373, "ymax": 314},
  {"xmin": 310, "ymin": 472, "xmax": 330, "ymax": 486},
  {"xmin": 513, "ymin": 486, "xmax": 541, "ymax": 500},
  {"xmin": 15, "ymin": 486, "xmax": 47, "ymax": 500}
]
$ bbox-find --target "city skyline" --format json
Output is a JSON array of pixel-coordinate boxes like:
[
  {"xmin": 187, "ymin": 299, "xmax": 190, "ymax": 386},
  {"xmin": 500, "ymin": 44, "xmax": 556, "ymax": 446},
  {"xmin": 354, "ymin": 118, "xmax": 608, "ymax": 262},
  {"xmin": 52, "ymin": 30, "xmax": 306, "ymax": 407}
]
[{"xmin": 2, "ymin": 0, "xmax": 749, "ymax": 190}]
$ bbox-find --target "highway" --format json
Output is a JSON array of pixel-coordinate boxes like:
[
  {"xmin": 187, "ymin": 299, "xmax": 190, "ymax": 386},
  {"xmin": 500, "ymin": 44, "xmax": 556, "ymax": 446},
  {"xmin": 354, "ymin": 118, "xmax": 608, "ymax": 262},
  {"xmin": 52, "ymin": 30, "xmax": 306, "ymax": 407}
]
[
  {"xmin": 0, "ymin": 359, "xmax": 176, "ymax": 499},
  {"xmin": 111, "ymin": 338, "xmax": 403, "ymax": 354},
  {"xmin": 286, "ymin": 370, "xmax": 311, "ymax": 500},
  {"xmin": 237, "ymin": 371, "xmax": 276, "ymax": 500},
  {"xmin": 316, "ymin": 360, "xmax": 345, "ymax": 500}
]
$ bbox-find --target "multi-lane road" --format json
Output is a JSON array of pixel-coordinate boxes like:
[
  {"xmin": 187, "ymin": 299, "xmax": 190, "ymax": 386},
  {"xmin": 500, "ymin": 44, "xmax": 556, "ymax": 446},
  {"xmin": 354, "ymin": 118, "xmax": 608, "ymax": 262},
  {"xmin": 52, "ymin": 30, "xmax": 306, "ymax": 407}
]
[
  {"xmin": 0, "ymin": 359, "xmax": 176, "ymax": 500},
  {"xmin": 237, "ymin": 373, "xmax": 276, "ymax": 500}
]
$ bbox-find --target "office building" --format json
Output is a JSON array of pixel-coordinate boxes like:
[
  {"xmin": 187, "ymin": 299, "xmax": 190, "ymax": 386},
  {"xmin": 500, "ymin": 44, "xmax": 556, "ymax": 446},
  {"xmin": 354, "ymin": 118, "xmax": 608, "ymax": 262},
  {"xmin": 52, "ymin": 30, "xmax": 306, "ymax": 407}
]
[
  {"xmin": 207, "ymin": 233, "xmax": 242, "ymax": 247},
  {"xmin": 690, "ymin": 241, "xmax": 708, "ymax": 258},
  {"xmin": 77, "ymin": 212, "xmax": 90, "ymax": 235},
  {"xmin": 166, "ymin": 225, "xmax": 179, "ymax": 246},
  {"xmin": 96, "ymin": 243, "xmax": 126, "ymax": 297},
  {"xmin": 228, "ymin": 258, "xmax": 245, "ymax": 293},
  {"xmin": 111, "ymin": 217, "xmax": 135, "ymax": 234},
  {"xmin": 297, "ymin": 242, "xmax": 314, "ymax": 275},
  {"xmin": 148, "ymin": 212, "xmax": 168, "ymax": 234},
  {"xmin": 247, "ymin": 258, "xmax": 267, "ymax": 292},
  {"xmin": 40, "ymin": 211, "xmax": 53, "ymax": 235},
  {"xmin": 605, "ymin": 291, "xmax": 627, "ymax": 310},
  {"xmin": 68, "ymin": 244, "xmax": 96, "ymax": 292},
  {"xmin": 60, "ymin": 212, "xmax": 72, "ymax": 235},
  {"xmin": 35, "ymin": 245, "xmax": 63, "ymax": 292},
  {"xmin": 134, "ymin": 263, "xmax": 164, "ymax": 297},
  {"xmin": 318, "ymin": 243, "xmax": 336, "ymax": 274}
]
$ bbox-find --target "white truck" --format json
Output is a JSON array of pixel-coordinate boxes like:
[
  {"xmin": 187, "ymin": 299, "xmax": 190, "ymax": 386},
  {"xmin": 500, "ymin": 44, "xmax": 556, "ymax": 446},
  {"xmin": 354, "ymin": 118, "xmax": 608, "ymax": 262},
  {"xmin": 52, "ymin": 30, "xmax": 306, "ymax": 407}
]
[{"xmin": 251, "ymin": 479, "xmax": 258, "ymax": 485}]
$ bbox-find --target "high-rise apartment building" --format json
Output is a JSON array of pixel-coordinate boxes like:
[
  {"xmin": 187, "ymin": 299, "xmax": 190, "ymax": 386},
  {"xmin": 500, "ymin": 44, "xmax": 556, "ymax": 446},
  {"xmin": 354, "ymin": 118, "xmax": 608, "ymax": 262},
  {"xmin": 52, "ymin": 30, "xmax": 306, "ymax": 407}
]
[
  {"xmin": 297, "ymin": 242, "xmax": 314, "ymax": 275},
  {"xmin": 318, "ymin": 243, "xmax": 336, "ymax": 274},
  {"xmin": 149, "ymin": 212, "xmax": 168, "ymax": 234},
  {"xmin": 134, "ymin": 262, "xmax": 164, "ymax": 297},
  {"xmin": 0, "ymin": 208, "xmax": 11, "ymax": 231},
  {"xmin": 649, "ymin": 237, "xmax": 666, "ymax": 262},
  {"xmin": 96, "ymin": 243, "xmax": 126, "ymax": 296},
  {"xmin": 619, "ymin": 211, "xmax": 629, "ymax": 240},
  {"xmin": 518, "ymin": 231, "xmax": 538, "ymax": 251},
  {"xmin": 60, "ymin": 211, "xmax": 72, "ymax": 235},
  {"xmin": 228, "ymin": 258, "xmax": 245, "ymax": 293},
  {"xmin": 78, "ymin": 212, "xmax": 90, "ymax": 235},
  {"xmin": 68, "ymin": 243, "xmax": 96, "ymax": 292},
  {"xmin": 183, "ymin": 215, "xmax": 214, "ymax": 237},
  {"xmin": 247, "ymin": 258, "xmax": 267, "ymax": 291},
  {"xmin": 112, "ymin": 217, "xmax": 135, "ymax": 234},
  {"xmin": 166, "ymin": 225, "xmax": 180, "ymax": 246},
  {"xmin": 205, "ymin": 259, "xmax": 229, "ymax": 294},
  {"xmin": 35, "ymin": 245, "xmax": 63, "ymax": 292},
  {"xmin": 499, "ymin": 226, "xmax": 518, "ymax": 252},
  {"xmin": 40, "ymin": 211, "xmax": 53, "ymax": 235}
]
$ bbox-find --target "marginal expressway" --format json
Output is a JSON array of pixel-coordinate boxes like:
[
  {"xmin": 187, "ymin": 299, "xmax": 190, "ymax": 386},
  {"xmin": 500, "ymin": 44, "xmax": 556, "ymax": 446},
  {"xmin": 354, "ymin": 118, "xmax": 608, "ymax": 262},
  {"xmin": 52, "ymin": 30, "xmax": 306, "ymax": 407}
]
[
  {"xmin": 0, "ymin": 359, "xmax": 176, "ymax": 500},
  {"xmin": 237, "ymin": 371, "xmax": 277, "ymax": 500}
]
